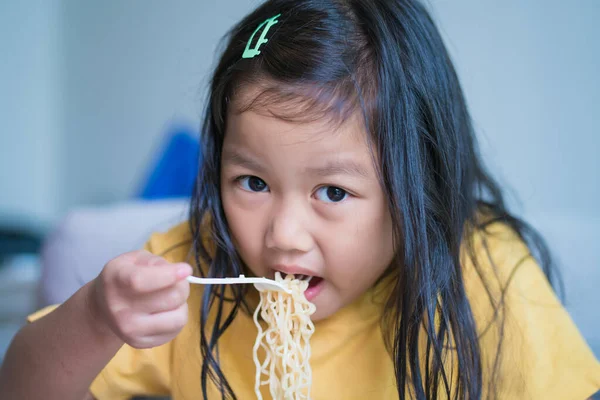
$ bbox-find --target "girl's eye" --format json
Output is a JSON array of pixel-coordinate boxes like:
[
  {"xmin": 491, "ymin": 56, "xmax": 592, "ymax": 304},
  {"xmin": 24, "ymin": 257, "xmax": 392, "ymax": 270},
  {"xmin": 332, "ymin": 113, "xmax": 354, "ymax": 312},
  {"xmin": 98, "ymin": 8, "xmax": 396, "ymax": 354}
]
[
  {"xmin": 239, "ymin": 176, "xmax": 269, "ymax": 192},
  {"xmin": 315, "ymin": 186, "xmax": 348, "ymax": 203}
]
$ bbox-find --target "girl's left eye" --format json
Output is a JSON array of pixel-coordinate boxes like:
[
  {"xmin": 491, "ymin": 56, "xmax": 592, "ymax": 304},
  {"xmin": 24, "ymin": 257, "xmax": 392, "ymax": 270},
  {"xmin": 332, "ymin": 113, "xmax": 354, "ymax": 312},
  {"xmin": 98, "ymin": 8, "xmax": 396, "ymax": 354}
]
[{"xmin": 315, "ymin": 186, "xmax": 348, "ymax": 203}]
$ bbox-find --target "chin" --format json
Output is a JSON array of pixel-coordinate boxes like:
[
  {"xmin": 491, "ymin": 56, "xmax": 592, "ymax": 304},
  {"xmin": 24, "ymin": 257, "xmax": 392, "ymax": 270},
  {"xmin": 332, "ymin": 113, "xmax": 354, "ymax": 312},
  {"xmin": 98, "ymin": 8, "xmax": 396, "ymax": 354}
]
[
  {"xmin": 309, "ymin": 292, "xmax": 341, "ymax": 322},
  {"xmin": 310, "ymin": 309, "xmax": 332, "ymax": 322}
]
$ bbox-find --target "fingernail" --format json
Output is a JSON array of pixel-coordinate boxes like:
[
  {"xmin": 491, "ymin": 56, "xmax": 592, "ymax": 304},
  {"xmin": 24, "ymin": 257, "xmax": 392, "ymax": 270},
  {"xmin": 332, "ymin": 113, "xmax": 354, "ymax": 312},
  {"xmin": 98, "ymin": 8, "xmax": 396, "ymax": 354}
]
[{"xmin": 177, "ymin": 264, "xmax": 192, "ymax": 278}]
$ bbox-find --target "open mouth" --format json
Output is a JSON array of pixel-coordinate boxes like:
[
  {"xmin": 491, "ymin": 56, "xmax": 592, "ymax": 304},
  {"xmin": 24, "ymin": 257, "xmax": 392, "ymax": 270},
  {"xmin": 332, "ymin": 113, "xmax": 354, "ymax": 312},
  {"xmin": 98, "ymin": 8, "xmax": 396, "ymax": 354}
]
[
  {"xmin": 278, "ymin": 272, "xmax": 324, "ymax": 289},
  {"xmin": 306, "ymin": 276, "xmax": 323, "ymax": 288}
]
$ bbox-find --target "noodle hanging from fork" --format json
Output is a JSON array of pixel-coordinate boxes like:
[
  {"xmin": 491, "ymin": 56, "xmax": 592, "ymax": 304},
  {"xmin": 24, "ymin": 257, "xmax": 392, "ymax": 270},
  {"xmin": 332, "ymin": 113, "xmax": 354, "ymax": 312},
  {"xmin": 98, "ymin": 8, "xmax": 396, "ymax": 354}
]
[{"xmin": 253, "ymin": 272, "xmax": 317, "ymax": 399}]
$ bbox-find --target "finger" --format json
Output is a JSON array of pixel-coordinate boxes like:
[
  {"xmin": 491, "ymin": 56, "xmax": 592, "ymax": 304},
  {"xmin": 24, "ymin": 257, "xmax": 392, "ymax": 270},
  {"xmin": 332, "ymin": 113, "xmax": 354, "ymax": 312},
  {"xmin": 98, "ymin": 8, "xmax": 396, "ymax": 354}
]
[
  {"xmin": 134, "ymin": 279, "xmax": 190, "ymax": 313},
  {"xmin": 131, "ymin": 333, "xmax": 183, "ymax": 349},
  {"xmin": 123, "ymin": 262, "xmax": 192, "ymax": 293},
  {"xmin": 116, "ymin": 250, "xmax": 165, "ymax": 269},
  {"xmin": 118, "ymin": 250, "xmax": 155, "ymax": 264},
  {"xmin": 140, "ymin": 303, "xmax": 188, "ymax": 335},
  {"xmin": 132, "ymin": 251, "xmax": 168, "ymax": 267}
]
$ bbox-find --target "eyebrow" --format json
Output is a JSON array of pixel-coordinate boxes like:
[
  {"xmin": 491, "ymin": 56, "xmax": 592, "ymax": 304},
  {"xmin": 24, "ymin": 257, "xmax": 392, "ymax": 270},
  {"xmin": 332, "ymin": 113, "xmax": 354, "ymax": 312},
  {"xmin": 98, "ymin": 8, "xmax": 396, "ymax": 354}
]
[
  {"xmin": 222, "ymin": 150, "xmax": 266, "ymax": 173},
  {"xmin": 222, "ymin": 149, "xmax": 371, "ymax": 179},
  {"xmin": 307, "ymin": 160, "xmax": 371, "ymax": 179}
]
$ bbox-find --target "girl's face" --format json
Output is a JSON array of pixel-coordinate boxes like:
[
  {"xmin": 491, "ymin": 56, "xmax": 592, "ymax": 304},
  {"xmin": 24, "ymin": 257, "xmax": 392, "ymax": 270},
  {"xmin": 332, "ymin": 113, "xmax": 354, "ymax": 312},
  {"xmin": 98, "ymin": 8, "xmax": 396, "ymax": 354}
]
[{"xmin": 221, "ymin": 91, "xmax": 395, "ymax": 321}]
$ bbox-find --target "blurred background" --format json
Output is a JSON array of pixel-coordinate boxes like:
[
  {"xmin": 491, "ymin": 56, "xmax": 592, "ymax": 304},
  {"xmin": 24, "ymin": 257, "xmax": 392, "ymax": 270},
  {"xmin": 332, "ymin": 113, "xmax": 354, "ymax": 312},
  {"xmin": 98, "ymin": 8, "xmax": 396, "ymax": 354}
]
[{"xmin": 0, "ymin": 0, "xmax": 598, "ymax": 361}]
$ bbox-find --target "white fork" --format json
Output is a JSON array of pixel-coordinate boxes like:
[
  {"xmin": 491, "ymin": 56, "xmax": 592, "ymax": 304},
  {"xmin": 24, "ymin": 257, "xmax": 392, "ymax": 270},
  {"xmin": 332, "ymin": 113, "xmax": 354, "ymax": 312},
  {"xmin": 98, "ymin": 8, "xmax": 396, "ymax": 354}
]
[{"xmin": 186, "ymin": 274, "xmax": 292, "ymax": 294}]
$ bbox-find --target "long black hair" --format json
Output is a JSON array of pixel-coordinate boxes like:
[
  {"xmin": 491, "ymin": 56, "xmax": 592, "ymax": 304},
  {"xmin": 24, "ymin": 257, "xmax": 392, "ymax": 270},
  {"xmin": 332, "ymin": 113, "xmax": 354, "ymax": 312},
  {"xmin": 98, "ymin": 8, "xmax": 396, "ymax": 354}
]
[{"xmin": 189, "ymin": 0, "xmax": 558, "ymax": 398}]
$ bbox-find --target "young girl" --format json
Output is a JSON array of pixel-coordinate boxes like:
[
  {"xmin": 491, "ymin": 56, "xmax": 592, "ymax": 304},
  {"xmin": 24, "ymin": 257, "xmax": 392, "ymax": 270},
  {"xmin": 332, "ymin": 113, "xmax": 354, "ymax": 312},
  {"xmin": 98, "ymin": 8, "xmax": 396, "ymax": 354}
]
[{"xmin": 2, "ymin": 0, "xmax": 599, "ymax": 399}]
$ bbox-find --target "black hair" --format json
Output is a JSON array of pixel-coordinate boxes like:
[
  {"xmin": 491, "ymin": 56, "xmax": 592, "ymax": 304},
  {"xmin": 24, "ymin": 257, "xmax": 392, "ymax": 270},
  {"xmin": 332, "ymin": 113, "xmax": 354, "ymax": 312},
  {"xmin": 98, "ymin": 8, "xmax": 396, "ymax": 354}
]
[{"xmin": 189, "ymin": 0, "xmax": 558, "ymax": 398}]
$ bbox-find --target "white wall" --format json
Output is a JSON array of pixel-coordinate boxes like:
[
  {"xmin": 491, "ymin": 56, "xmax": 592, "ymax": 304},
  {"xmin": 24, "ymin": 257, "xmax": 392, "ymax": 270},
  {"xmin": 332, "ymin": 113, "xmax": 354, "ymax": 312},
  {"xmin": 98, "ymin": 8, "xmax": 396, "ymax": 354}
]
[
  {"xmin": 3, "ymin": 1, "xmax": 597, "ymax": 219},
  {"xmin": 431, "ymin": 0, "xmax": 600, "ymax": 217},
  {"xmin": 59, "ymin": 1, "xmax": 257, "ymax": 208},
  {"xmin": 0, "ymin": 1, "xmax": 63, "ymax": 223}
]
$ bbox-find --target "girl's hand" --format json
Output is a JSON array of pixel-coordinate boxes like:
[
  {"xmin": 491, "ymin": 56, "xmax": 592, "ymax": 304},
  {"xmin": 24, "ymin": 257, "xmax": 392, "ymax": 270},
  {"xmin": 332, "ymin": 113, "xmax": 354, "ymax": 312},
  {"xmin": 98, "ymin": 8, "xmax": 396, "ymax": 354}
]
[{"xmin": 89, "ymin": 250, "xmax": 192, "ymax": 349}]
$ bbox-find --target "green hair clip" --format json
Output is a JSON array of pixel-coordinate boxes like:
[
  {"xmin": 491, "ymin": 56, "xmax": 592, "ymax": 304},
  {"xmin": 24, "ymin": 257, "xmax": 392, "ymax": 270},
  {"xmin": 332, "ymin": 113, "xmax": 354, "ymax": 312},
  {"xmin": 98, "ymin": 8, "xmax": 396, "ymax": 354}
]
[{"xmin": 242, "ymin": 13, "xmax": 281, "ymax": 59}]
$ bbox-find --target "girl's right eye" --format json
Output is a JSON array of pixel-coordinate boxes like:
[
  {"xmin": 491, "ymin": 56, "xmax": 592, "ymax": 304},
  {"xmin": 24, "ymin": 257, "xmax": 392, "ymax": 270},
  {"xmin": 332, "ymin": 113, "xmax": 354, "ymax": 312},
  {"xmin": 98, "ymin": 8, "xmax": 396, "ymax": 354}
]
[{"xmin": 238, "ymin": 176, "xmax": 269, "ymax": 192}]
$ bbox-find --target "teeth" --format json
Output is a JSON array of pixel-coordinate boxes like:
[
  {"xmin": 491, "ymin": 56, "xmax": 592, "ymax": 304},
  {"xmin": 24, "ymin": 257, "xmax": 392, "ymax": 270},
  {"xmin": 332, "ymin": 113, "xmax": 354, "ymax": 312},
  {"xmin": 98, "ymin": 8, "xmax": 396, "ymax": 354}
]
[{"xmin": 275, "ymin": 271, "xmax": 313, "ymax": 281}]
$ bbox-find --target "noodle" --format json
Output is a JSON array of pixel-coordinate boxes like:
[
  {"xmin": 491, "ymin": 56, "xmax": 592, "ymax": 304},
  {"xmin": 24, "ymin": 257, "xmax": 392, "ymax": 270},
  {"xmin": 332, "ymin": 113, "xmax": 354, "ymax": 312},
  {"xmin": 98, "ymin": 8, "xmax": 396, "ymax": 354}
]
[{"xmin": 253, "ymin": 272, "xmax": 317, "ymax": 400}]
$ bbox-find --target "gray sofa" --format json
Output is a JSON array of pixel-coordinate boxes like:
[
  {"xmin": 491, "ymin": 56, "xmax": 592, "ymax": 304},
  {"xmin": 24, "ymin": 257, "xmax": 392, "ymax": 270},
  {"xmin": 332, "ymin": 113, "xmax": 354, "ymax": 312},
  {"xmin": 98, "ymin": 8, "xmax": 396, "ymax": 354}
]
[{"xmin": 38, "ymin": 199, "xmax": 189, "ymax": 306}]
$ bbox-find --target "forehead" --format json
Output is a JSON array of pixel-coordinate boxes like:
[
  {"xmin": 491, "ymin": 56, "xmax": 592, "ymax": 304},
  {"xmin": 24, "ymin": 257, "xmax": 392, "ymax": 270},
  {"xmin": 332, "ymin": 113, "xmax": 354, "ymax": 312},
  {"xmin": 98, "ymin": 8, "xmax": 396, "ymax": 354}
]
[
  {"xmin": 224, "ymin": 108, "xmax": 378, "ymax": 184},
  {"xmin": 229, "ymin": 80, "xmax": 361, "ymax": 128},
  {"xmin": 225, "ymin": 102, "xmax": 369, "ymax": 157},
  {"xmin": 228, "ymin": 82, "xmax": 369, "ymax": 144}
]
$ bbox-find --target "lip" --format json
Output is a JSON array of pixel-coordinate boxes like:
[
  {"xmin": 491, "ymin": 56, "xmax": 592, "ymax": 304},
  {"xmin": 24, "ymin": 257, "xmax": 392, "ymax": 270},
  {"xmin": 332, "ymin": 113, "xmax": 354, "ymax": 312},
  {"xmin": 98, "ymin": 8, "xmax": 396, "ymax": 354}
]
[
  {"xmin": 304, "ymin": 278, "xmax": 324, "ymax": 301},
  {"xmin": 271, "ymin": 264, "xmax": 321, "ymax": 278}
]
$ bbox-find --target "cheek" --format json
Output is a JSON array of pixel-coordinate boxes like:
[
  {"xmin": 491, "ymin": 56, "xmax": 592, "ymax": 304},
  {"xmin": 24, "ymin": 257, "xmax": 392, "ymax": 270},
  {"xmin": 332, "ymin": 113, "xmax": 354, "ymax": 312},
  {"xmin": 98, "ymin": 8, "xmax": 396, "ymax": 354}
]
[
  {"xmin": 221, "ymin": 190, "xmax": 267, "ymax": 273},
  {"xmin": 325, "ymin": 204, "xmax": 394, "ymax": 285}
]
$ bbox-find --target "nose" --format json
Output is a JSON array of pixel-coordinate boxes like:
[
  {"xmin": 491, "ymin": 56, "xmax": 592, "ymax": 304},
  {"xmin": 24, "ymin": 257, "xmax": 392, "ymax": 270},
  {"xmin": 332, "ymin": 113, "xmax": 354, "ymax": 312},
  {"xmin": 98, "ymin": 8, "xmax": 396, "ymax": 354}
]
[{"xmin": 265, "ymin": 199, "xmax": 313, "ymax": 253}]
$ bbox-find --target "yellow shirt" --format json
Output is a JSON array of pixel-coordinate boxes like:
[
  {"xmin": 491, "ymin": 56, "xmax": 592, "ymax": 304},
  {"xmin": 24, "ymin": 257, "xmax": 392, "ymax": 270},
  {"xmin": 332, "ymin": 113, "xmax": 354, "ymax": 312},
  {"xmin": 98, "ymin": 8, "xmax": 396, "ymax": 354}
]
[{"xmin": 30, "ymin": 221, "xmax": 600, "ymax": 399}]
